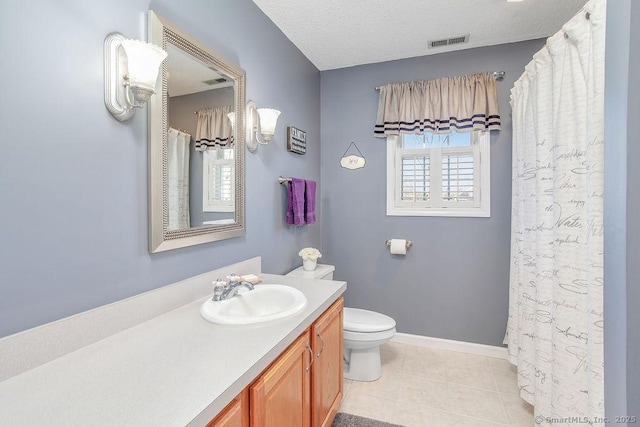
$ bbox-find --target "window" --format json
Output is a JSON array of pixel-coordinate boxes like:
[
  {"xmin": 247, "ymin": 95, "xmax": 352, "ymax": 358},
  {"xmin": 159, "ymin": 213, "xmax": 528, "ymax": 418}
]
[
  {"xmin": 386, "ymin": 131, "xmax": 490, "ymax": 217},
  {"xmin": 203, "ymin": 148, "xmax": 235, "ymax": 212}
]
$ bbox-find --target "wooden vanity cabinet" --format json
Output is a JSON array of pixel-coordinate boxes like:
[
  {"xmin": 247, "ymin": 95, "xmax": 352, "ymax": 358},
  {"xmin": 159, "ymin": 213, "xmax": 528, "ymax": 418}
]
[
  {"xmin": 250, "ymin": 331, "xmax": 312, "ymax": 427},
  {"xmin": 206, "ymin": 389, "xmax": 249, "ymax": 427},
  {"xmin": 311, "ymin": 298, "xmax": 344, "ymax": 427},
  {"xmin": 221, "ymin": 297, "xmax": 343, "ymax": 427}
]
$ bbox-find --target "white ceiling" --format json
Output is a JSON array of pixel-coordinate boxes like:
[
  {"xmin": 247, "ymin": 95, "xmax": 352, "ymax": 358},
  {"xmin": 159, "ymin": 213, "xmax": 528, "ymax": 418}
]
[
  {"xmin": 251, "ymin": 0, "xmax": 589, "ymax": 71},
  {"xmin": 166, "ymin": 44, "xmax": 232, "ymax": 97}
]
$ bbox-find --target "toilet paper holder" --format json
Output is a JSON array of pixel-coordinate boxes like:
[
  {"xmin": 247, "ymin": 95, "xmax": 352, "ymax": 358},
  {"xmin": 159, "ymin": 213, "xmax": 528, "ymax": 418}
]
[{"xmin": 385, "ymin": 240, "xmax": 412, "ymax": 250}]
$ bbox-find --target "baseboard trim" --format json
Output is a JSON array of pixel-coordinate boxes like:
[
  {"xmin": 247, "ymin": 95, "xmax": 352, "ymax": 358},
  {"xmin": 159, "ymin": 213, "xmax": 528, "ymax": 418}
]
[{"xmin": 390, "ymin": 332, "xmax": 508, "ymax": 359}]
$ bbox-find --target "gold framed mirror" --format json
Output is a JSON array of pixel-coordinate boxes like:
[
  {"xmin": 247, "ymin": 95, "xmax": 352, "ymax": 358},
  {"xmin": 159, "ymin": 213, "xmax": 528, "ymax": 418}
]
[{"xmin": 148, "ymin": 11, "xmax": 246, "ymax": 253}]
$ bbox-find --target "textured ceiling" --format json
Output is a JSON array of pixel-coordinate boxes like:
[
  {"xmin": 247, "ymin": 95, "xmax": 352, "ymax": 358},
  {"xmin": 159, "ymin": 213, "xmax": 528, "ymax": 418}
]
[{"xmin": 251, "ymin": 0, "xmax": 589, "ymax": 71}]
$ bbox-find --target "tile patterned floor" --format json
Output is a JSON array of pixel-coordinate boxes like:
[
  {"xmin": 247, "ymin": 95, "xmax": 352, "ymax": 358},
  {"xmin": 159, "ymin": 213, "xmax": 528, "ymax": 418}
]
[{"xmin": 339, "ymin": 342, "xmax": 534, "ymax": 427}]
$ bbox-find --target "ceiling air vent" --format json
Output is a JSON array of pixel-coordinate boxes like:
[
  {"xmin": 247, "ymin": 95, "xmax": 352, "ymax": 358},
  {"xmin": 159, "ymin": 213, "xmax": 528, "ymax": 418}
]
[
  {"xmin": 428, "ymin": 34, "xmax": 470, "ymax": 49},
  {"xmin": 203, "ymin": 77, "xmax": 227, "ymax": 85}
]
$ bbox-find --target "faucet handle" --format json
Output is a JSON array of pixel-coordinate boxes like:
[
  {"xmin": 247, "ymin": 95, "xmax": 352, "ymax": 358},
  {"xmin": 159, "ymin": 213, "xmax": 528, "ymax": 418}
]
[
  {"xmin": 226, "ymin": 273, "xmax": 241, "ymax": 284},
  {"xmin": 212, "ymin": 279, "xmax": 227, "ymax": 301}
]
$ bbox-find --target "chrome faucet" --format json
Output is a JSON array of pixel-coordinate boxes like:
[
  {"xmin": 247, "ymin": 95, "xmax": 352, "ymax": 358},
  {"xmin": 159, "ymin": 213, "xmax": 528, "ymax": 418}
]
[{"xmin": 212, "ymin": 274, "xmax": 255, "ymax": 301}]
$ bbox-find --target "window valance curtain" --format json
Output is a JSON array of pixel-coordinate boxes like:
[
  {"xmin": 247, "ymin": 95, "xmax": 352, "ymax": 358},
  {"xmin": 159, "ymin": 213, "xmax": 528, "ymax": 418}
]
[
  {"xmin": 374, "ymin": 72, "xmax": 501, "ymax": 137},
  {"xmin": 195, "ymin": 106, "xmax": 233, "ymax": 151}
]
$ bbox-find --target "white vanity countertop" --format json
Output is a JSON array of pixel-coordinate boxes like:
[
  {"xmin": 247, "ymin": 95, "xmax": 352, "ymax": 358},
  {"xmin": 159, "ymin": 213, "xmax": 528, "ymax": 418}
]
[{"xmin": 0, "ymin": 274, "xmax": 346, "ymax": 427}]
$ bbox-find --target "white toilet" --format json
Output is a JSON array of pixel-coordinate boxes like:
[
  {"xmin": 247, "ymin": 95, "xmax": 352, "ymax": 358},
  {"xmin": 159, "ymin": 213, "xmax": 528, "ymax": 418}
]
[{"xmin": 286, "ymin": 264, "xmax": 396, "ymax": 382}]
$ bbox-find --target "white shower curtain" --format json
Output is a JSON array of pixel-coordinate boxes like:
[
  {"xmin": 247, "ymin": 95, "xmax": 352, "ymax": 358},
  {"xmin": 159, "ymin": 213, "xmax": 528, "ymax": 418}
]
[
  {"xmin": 506, "ymin": 0, "xmax": 605, "ymax": 423},
  {"xmin": 167, "ymin": 127, "xmax": 191, "ymax": 230}
]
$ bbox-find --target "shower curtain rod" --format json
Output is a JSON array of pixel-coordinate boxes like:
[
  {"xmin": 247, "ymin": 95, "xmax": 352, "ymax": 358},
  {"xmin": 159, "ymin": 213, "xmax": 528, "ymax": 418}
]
[
  {"xmin": 169, "ymin": 126, "xmax": 191, "ymax": 136},
  {"xmin": 374, "ymin": 71, "xmax": 506, "ymax": 91}
]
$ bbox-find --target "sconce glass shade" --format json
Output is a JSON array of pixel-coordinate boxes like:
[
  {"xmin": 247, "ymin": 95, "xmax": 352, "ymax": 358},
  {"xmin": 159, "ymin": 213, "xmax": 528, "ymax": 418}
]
[
  {"xmin": 245, "ymin": 101, "xmax": 281, "ymax": 153},
  {"xmin": 227, "ymin": 112, "xmax": 236, "ymax": 128},
  {"xmin": 121, "ymin": 39, "xmax": 167, "ymax": 95},
  {"xmin": 256, "ymin": 108, "xmax": 281, "ymax": 142},
  {"xmin": 104, "ymin": 33, "xmax": 167, "ymax": 122}
]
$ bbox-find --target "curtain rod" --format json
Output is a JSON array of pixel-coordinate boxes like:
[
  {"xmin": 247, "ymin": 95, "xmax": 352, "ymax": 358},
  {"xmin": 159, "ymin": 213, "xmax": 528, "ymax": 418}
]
[
  {"xmin": 374, "ymin": 71, "xmax": 506, "ymax": 91},
  {"xmin": 169, "ymin": 127, "xmax": 191, "ymax": 135},
  {"xmin": 193, "ymin": 106, "xmax": 234, "ymax": 114}
]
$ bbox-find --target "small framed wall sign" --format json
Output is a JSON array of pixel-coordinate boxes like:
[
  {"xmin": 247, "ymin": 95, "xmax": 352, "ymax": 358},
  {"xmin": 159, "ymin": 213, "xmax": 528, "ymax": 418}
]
[
  {"xmin": 340, "ymin": 141, "xmax": 366, "ymax": 170},
  {"xmin": 287, "ymin": 126, "xmax": 307, "ymax": 155}
]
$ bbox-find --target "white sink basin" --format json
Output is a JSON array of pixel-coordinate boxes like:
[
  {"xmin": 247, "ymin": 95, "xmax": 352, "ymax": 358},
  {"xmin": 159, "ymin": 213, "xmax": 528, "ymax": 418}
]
[{"xmin": 200, "ymin": 284, "xmax": 308, "ymax": 325}]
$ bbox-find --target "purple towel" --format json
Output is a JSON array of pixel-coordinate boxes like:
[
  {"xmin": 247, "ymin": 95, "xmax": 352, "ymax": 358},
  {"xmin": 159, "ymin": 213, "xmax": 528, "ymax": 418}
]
[
  {"xmin": 290, "ymin": 178, "xmax": 306, "ymax": 226},
  {"xmin": 305, "ymin": 180, "xmax": 316, "ymax": 225},
  {"xmin": 286, "ymin": 182, "xmax": 295, "ymax": 225}
]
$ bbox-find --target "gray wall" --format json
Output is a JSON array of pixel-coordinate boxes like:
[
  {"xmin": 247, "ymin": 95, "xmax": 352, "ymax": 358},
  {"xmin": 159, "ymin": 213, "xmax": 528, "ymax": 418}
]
[
  {"xmin": 626, "ymin": 0, "xmax": 640, "ymax": 414},
  {"xmin": 0, "ymin": 0, "xmax": 321, "ymax": 338},
  {"xmin": 603, "ymin": 0, "xmax": 640, "ymax": 420},
  {"xmin": 320, "ymin": 40, "xmax": 545, "ymax": 346}
]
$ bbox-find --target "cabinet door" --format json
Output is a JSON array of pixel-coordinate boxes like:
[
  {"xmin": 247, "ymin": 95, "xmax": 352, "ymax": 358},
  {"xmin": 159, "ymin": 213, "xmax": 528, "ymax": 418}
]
[
  {"xmin": 311, "ymin": 298, "xmax": 344, "ymax": 427},
  {"xmin": 250, "ymin": 331, "xmax": 312, "ymax": 427},
  {"xmin": 206, "ymin": 389, "xmax": 248, "ymax": 427}
]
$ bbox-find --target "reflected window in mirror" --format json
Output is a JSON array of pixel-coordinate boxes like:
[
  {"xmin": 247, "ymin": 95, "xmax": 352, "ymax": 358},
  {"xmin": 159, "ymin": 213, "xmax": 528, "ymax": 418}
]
[
  {"xmin": 190, "ymin": 105, "xmax": 235, "ymax": 227},
  {"xmin": 203, "ymin": 148, "xmax": 235, "ymax": 214}
]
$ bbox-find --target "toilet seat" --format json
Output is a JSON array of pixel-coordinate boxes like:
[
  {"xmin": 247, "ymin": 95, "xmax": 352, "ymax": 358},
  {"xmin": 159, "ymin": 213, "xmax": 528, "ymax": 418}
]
[
  {"xmin": 343, "ymin": 328, "xmax": 396, "ymax": 343},
  {"xmin": 343, "ymin": 307, "xmax": 396, "ymax": 333}
]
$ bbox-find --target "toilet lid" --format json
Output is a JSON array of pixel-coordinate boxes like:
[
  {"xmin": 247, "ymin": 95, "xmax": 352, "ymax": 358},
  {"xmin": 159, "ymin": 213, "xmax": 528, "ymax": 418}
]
[{"xmin": 343, "ymin": 308, "xmax": 396, "ymax": 333}]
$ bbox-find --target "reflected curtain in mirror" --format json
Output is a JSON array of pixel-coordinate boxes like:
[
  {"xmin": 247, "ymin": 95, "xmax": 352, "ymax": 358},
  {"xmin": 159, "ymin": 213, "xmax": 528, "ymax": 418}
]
[
  {"xmin": 195, "ymin": 106, "xmax": 234, "ymax": 151},
  {"xmin": 167, "ymin": 128, "xmax": 191, "ymax": 230}
]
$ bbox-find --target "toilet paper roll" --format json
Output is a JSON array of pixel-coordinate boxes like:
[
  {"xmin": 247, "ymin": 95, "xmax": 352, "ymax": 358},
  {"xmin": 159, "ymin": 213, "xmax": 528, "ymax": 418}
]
[{"xmin": 389, "ymin": 239, "xmax": 407, "ymax": 255}]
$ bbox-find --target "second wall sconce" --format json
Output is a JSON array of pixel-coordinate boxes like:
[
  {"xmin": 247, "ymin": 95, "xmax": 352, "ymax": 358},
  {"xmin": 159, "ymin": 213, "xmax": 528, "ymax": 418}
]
[
  {"xmin": 104, "ymin": 33, "xmax": 167, "ymax": 122},
  {"xmin": 245, "ymin": 101, "xmax": 281, "ymax": 153},
  {"xmin": 227, "ymin": 112, "xmax": 236, "ymax": 128}
]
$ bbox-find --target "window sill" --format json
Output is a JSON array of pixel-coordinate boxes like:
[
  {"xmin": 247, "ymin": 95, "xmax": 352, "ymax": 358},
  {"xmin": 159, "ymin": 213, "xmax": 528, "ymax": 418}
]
[
  {"xmin": 203, "ymin": 206, "xmax": 235, "ymax": 213},
  {"xmin": 387, "ymin": 207, "xmax": 490, "ymax": 218}
]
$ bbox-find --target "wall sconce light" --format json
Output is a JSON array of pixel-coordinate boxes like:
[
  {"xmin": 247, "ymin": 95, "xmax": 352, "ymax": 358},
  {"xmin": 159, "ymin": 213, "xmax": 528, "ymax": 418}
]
[
  {"xmin": 104, "ymin": 33, "xmax": 167, "ymax": 122},
  {"xmin": 227, "ymin": 112, "xmax": 236, "ymax": 128},
  {"xmin": 245, "ymin": 101, "xmax": 281, "ymax": 153}
]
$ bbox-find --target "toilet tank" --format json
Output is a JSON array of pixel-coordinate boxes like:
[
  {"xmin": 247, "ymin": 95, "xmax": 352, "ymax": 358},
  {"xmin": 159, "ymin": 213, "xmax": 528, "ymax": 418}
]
[{"xmin": 286, "ymin": 264, "xmax": 335, "ymax": 280}]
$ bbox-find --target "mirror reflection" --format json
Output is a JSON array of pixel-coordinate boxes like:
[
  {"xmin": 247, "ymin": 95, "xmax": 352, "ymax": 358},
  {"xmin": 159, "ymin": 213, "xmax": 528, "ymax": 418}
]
[
  {"xmin": 166, "ymin": 43, "xmax": 236, "ymax": 231},
  {"xmin": 148, "ymin": 10, "xmax": 245, "ymax": 253}
]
